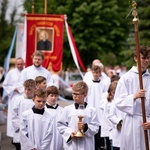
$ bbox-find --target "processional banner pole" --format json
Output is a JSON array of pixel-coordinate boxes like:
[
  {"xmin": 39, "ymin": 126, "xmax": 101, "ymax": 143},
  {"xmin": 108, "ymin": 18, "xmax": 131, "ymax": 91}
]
[
  {"xmin": 132, "ymin": 1, "xmax": 149, "ymax": 150},
  {"xmin": 44, "ymin": 0, "xmax": 47, "ymax": 14},
  {"xmin": 31, "ymin": 0, "xmax": 34, "ymax": 14}
]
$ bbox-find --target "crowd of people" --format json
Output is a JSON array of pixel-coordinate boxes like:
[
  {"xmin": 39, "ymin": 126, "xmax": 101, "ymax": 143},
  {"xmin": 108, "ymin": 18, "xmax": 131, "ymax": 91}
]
[{"xmin": 0, "ymin": 46, "xmax": 150, "ymax": 150}]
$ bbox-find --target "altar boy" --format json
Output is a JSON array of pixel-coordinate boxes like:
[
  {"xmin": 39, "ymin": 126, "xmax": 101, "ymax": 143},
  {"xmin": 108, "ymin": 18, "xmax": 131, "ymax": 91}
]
[
  {"xmin": 57, "ymin": 81, "xmax": 99, "ymax": 150},
  {"xmin": 20, "ymin": 88, "xmax": 54, "ymax": 150},
  {"xmin": 45, "ymin": 85, "xmax": 64, "ymax": 150}
]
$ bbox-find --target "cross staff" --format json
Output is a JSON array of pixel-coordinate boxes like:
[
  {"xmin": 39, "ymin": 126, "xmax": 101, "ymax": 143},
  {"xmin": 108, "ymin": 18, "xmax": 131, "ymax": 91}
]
[{"xmin": 132, "ymin": 1, "xmax": 149, "ymax": 150}]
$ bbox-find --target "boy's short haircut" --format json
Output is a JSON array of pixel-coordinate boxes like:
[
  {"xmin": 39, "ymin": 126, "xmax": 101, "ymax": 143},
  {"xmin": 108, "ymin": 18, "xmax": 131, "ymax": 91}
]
[
  {"xmin": 72, "ymin": 81, "xmax": 88, "ymax": 94},
  {"xmin": 46, "ymin": 85, "xmax": 59, "ymax": 95},
  {"xmin": 35, "ymin": 76, "xmax": 46, "ymax": 84},
  {"xmin": 33, "ymin": 88, "xmax": 47, "ymax": 98},
  {"xmin": 92, "ymin": 65, "xmax": 101, "ymax": 72},
  {"xmin": 23, "ymin": 79, "xmax": 36, "ymax": 88},
  {"xmin": 111, "ymin": 75, "xmax": 120, "ymax": 82},
  {"xmin": 32, "ymin": 51, "xmax": 44, "ymax": 60},
  {"xmin": 133, "ymin": 45, "xmax": 150, "ymax": 57}
]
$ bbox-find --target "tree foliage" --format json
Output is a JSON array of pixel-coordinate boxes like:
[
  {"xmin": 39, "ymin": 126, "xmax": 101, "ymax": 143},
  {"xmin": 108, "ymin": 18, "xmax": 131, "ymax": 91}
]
[
  {"xmin": 23, "ymin": 0, "xmax": 132, "ymax": 69},
  {"xmin": 138, "ymin": 0, "xmax": 150, "ymax": 46},
  {"xmin": 1, "ymin": 0, "xmax": 149, "ymax": 70},
  {"xmin": 0, "ymin": 0, "xmax": 16, "ymax": 66}
]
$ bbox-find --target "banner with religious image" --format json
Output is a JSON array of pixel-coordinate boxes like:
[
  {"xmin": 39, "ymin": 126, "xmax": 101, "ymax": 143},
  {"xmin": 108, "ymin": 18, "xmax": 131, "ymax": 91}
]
[{"xmin": 25, "ymin": 14, "xmax": 65, "ymax": 72}]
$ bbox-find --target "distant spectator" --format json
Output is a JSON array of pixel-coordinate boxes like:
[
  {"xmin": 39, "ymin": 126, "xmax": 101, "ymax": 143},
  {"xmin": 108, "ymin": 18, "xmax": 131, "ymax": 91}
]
[{"xmin": 119, "ymin": 66, "xmax": 127, "ymax": 77}]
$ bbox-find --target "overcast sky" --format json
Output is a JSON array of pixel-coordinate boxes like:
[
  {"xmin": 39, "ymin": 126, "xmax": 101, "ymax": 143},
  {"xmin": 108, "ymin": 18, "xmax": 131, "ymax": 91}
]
[{"xmin": 5, "ymin": 0, "xmax": 25, "ymax": 22}]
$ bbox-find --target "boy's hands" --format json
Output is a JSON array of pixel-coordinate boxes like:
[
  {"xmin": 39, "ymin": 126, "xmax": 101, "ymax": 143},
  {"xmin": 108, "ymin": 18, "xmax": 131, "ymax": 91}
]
[{"xmin": 71, "ymin": 132, "xmax": 76, "ymax": 139}]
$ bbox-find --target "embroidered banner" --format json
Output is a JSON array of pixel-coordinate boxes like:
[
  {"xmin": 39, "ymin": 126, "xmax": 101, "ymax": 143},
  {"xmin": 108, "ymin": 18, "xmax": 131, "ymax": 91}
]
[{"xmin": 25, "ymin": 14, "xmax": 65, "ymax": 72}]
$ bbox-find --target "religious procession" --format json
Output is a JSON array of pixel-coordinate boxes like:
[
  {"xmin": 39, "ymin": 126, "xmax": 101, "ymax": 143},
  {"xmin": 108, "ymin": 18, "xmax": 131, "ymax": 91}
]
[{"xmin": 0, "ymin": 0, "xmax": 150, "ymax": 150}]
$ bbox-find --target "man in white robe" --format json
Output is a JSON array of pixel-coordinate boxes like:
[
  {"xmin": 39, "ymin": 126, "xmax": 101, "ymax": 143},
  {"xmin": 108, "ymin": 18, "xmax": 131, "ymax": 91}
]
[
  {"xmin": 18, "ymin": 51, "xmax": 53, "ymax": 93},
  {"xmin": 114, "ymin": 46, "xmax": 150, "ymax": 150},
  {"xmin": 3, "ymin": 57, "xmax": 24, "ymax": 137}
]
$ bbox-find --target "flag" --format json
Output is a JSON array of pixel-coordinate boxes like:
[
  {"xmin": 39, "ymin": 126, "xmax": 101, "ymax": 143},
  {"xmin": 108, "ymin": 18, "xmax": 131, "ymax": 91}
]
[
  {"xmin": 65, "ymin": 16, "xmax": 86, "ymax": 78},
  {"xmin": 4, "ymin": 27, "xmax": 17, "ymax": 73},
  {"xmin": 25, "ymin": 14, "xmax": 65, "ymax": 72}
]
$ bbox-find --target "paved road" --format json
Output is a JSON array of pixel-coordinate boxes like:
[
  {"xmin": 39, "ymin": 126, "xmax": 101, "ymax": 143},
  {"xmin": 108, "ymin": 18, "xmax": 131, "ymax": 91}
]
[
  {"xmin": 0, "ymin": 100, "xmax": 73, "ymax": 150},
  {"xmin": 0, "ymin": 114, "xmax": 15, "ymax": 150}
]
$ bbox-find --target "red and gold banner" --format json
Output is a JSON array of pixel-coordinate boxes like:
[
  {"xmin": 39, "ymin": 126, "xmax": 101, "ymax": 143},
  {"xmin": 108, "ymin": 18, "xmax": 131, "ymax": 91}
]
[{"xmin": 25, "ymin": 14, "xmax": 64, "ymax": 72}]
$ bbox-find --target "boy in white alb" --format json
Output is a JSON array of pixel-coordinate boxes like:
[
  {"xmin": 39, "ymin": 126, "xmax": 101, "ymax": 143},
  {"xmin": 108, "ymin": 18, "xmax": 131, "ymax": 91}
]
[
  {"xmin": 45, "ymin": 85, "xmax": 64, "ymax": 150},
  {"xmin": 20, "ymin": 88, "xmax": 54, "ymax": 150},
  {"xmin": 85, "ymin": 65, "xmax": 105, "ymax": 150},
  {"xmin": 12, "ymin": 79, "xmax": 36, "ymax": 150},
  {"xmin": 35, "ymin": 76, "xmax": 47, "ymax": 89},
  {"xmin": 57, "ymin": 81, "xmax": 99, "ymax": 150}
]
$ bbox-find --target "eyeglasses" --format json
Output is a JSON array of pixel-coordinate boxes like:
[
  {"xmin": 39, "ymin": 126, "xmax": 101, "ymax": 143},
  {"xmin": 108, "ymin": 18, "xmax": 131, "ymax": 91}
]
[{"xmin": 72, "ymin": 93, "xmax": 85, "ymax": 96}]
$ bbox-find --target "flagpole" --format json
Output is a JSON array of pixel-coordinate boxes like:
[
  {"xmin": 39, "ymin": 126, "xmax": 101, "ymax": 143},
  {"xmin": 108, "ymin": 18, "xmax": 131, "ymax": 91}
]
[
  {"xmin": 132, "ymin": 1, "xmax": 149, "ymax": 150},
  {"xmin": 31, "ymin": 0, "xmax": 34, "ymax": 14},
  {"xmin": 44, "ymin": 0, "xmax": 47, "ymax": 14}
]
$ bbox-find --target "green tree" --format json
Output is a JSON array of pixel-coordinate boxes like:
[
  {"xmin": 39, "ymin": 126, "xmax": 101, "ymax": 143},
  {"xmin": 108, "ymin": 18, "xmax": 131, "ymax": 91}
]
[
  {"xmin": 23, "ymin": 0, "xmax": 150, "ymax": 70},
  {"xmin": 119, "ymin": 0, "xmax": 150, "ymax": 69},
  {"xmin": 138, "ymin": 0, "xmax": 150, "ymax": 46},
  {"xmin": 0, "ymin": 0, "xmax": 17, "ymax": 67}
]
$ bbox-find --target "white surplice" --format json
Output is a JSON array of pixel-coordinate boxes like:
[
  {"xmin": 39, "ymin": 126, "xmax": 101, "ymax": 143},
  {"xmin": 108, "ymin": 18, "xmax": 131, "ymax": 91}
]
[
  {"xmin": 20, "ymin": 109, "xmax": 54, "ymax": 150},
  {"xmin": 45, "ymin": 104, "xmax": 64, "ymax": 150},
  {"xmin": 83, "ymin": 71, "xmax": 110, "ymax": 93},
  {"xmin": 12, "ymin": 95, "xmax": 34, "ymax": 143},
  {"xmin": 107, "ymin": 101, "xmax": 125, "ymax": 147},
  {"xmin": 114, "ymin": 66, "xmax": 150, "ymax": 150},
  {"xmin": 3, "ymin": 68, "xmax": 23, "ymax": 137},
  {"xmin": 57, "ymin": 104, "xmax": 99, "ymax": 150},
  {"xmin": 18, "ymin": 65, "xmax": 53, "ymax": 93},
  {"xmin": 100, "ymin": 99, "xmax": 113, "ymax": 139},
  {"xmin": 85, "ymin": 80, "xmax": 104, "ymax": 125}
]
